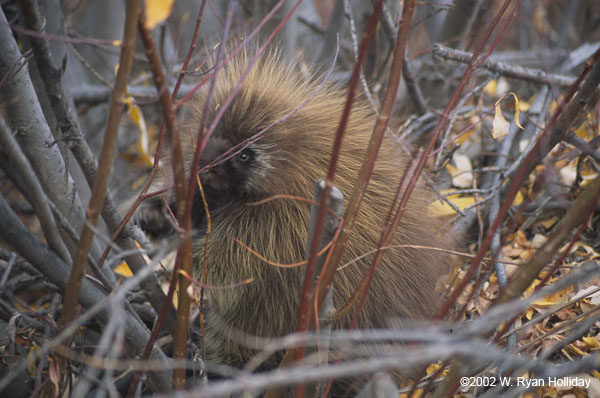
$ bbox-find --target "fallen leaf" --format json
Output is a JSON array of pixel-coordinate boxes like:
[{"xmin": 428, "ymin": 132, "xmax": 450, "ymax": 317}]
[
  {"xmin": 484, "ymin": 79, "xmax": 498, "ymax": 96},
  {"xmin": 492, "ymin": 100, "xmax": 510, "ymax": 140},
  {"xmin": 450, "ymin": 153, "xmax": 473, "ymax": 188},
  {"xmin": 582, "ymin": 336, "xmax": 600, "ymax": 349},
  {"xmin": 560, "ymin": 162, "xmax": 577, "ymax": 186},
  {"xmin": 114, "ymin": 261, "xmax": 133, "ymax": 277},
  {"xmin": 129, "ymin": 102, "xmax": 154, "ymax": 167},
  {"xmin": 531, "ymin": 234, "xmax": 548, "ymax": 248},
  {"xmin": 428, "ymin": 195, "xmax": 476, "ymax": 216},
  {"xmin": 570, "ymin": 286, "xmax": 600, "ymax": 302},
  {"xmin": 492, "ymin": 92, "xmax": 525, "ymax": 140},
  {"xmin": 145, "ymin": 0, "xmax": 174, "ymax": 29}
]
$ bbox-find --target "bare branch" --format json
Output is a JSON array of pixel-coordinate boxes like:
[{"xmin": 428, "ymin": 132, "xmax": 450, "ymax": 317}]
[{"xmin": 433, "ymin": 43, "xmax": 577, "ymax": 87}]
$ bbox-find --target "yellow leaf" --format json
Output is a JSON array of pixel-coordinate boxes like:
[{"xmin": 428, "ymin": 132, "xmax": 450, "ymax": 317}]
[
  {"xmin": 484, "ymin": 80, "xmax": 497, "ymax": 96},
  {"xmin": 426, "ymin": 362, "xmax": 443, "ymax": 374},
  {"xmin": 145, "ymin": 0, "xmax": 174, "ymax": 29},
  {"xmin": 515, "ymin": 229, "xmax": 528, "ymax": 246},
  {"xmin": 518, "ymin": 99, "xmax": 530, "ymax": 112},
  {"xmin": 128, "ymin": 103, "xmax": 154, "ymax": 167},
  {"xmin": 525, "ymin": 308, "xmax": 535, "ymax": 320},
  {"xmin": 524, "ymin": 279, "xmax": 541, "ymax": 297},
  {"xmin": 428, "ymin": 195, "xmax": 476, "ymax": 217},
  {"xmin": 508, "ymin": 92, "xmax": 525, "ymax": 129},
  {"xmin": 534, "ymin": 286, "xmax": 573, "ymax": 307},
  {"xmin": 541, "ymin": 216, "xmax": 559, "ymax": 229},
  {"xmin": 114, "ymin": 262, "xmax": 133, "ymax": 277},
  {"xmin": 455, "ymin": 129, "xmax": 476, "ymax": 145},
  {"xmin": 513, "ymin": 190, "xmax": 523, "ymax": 206},
  {"xmin": 582, "ymin": 336, "xmax": 600, "ymax": 349},
  {"xmin": 569, "ymin": 344, "xmax": 585, "ymax": 356},
  {"xmin": 575, "ymin": 120, "xmax": 590, "ymax": 139},
  {"xmin": 112, "ymin": 40, "xmax": 122, "ymax": 47},
  {"xmin": 580, "ymin": 169, "xmax": 599, "ymax": 188}
]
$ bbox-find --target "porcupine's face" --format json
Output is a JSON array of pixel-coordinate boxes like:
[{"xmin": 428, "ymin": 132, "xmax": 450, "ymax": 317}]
[
  {"xmin": 134, "ymin": 116, "xmax": 276, "ymax": 239},
  {"xmin": 135, "ymin": 56, "xmax": 324, "ymax": 239},
  {"xmin": 196, "ymin": 133, "xmax": 265, "ymax": 208}
]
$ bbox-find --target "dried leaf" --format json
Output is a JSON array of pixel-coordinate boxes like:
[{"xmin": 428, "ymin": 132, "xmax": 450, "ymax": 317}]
[
  {"xmin": 525, "ymin": 308, "xmax": 535, "ymax": 320},
  {"xmin": 560, "ymin": 162, "xmax": 577, "ymax": 186},
  {"xmin": 513, "ymin": 189, "xmax": 524, "ymax": 205},
  {"xmin": 541, "ymin": 216, "xmax": 559, "ymax": 229},
  {"xmin": 426, "ymin": 362, "xmax": 443, "ymax": 375},
  {"xmin": 575, "ymin": 121, "xmax": 591, "ymax": 139},
  {"xmin": 114, "ymin": 261, "xmax": 133, "ymax": 277},
  {"xmin": 534, "ymin": 286, "xmax": 573, "ymax": 307},
  {"xmin": 428, "ymin": 195, "xmax": 476, "ymax": 216},
  {"xmin": 49, "ymin": 361, "xmax": 60, "ymax": 397},
  {"xmin": 531, "ymin": 233, "xmax": 548, "ymax": 248},
  {"xmin": 450, "ymin": 153, "xmax": 473, "ymax": 188},
  {"xmin": 497, "ymin": 77, "xmax": 510, "ymax": 96},
  {"xmin": 515, "ymin": 229, "xmax": 529, "ymax": 246},
  {"xmin": 145, "ymin": 0, "xmax": 174, "ymax": 29},
  {"xmin": 570, "ymin": 285, "xmax": 600, "ymax": 302},
  {"xmin": 492, "ymin": 100, "xmax": 510, "ymax": 140},
  {"xmin": 484, "ymin": 79, "xmax": 497, "ymax": 96},
  {"xmin": 509, "ymin": 92, "xmax": 525, "ymax": 129},
  {"xmin": 128, "ymin": 102, "xmax": 154, "ymax": 167},
  {"xmin": 582, "ymin": 336, "xmax": 600, "ymax": 349},
  {"xmin": 493, "ymin": 92, "xmax": 525, "ymax": 140}
]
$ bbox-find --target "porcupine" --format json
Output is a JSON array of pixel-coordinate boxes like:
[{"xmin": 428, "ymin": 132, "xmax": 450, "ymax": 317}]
[{"xmin": 134, "ymin": 50, "xmax": 452, "ymax": 392}]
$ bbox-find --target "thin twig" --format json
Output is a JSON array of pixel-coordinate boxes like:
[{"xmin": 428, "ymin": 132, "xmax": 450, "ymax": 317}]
[
  {"xmin": 433, "ymin": 43, "xmax": 577, "ymax": 87},
  {"xmin": 59, "ymin": 0, "xmax": 141, "ymax": 331},
  {"xmin": 137, "ymin": 5, "xmax": 191, "ymax": 389}
]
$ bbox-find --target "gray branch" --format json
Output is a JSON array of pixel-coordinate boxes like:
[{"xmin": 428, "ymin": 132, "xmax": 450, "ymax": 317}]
[
  {"xmin": 433, "ymin": 43, "xmax": 577, "ymax": 87},
  {"xmin": 0, "ymin": 193, "xmax": 172, "ymax": 394},
  {"xmin": 0, "ymin": 7, "xmax": 97, "ymax": 260}
]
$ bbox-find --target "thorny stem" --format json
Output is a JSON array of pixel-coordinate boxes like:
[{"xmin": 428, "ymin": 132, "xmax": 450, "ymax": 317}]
[
  {"xmin": 293, "ymin": 0, "xmax": 385, "ymax": 386},
  {"xmin": 137, "ymin": 9, "xmax": 191, "ymax": 390},
  {"xmin": 348, "ymin": 0, "xmax": 417, "ymax": 328}
]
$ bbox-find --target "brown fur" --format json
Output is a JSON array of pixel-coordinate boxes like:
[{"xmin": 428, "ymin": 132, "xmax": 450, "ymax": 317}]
[{"xmin": 137, "ymin": 51, "xmax": 451, "ymax": 378}]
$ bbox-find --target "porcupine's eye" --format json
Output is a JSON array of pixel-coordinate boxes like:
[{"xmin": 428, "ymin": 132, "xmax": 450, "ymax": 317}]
[{"xmin": 238, "ymin": 148, "xmax": 253, "ymax": 164}]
